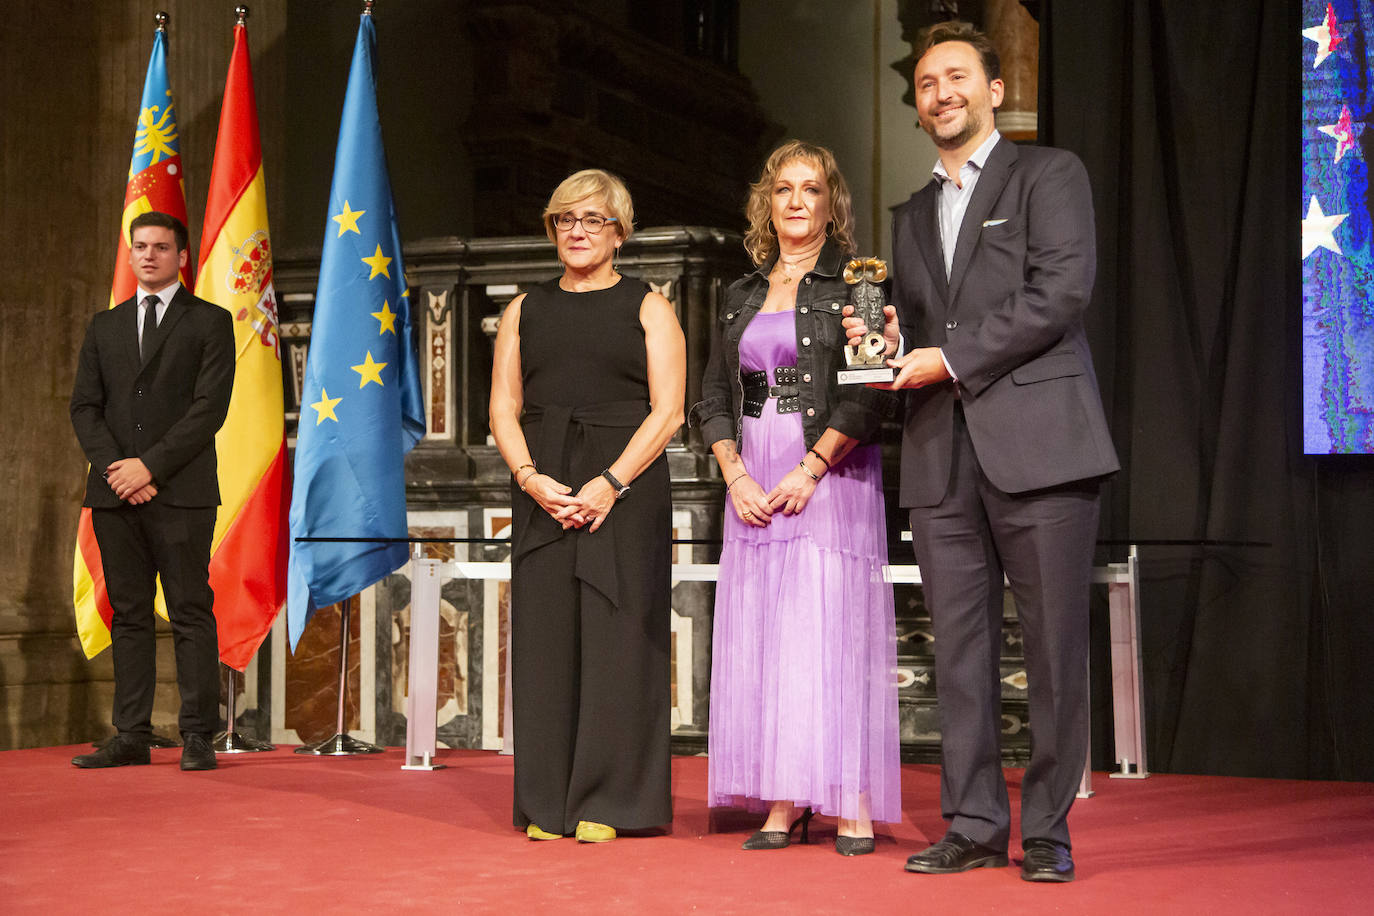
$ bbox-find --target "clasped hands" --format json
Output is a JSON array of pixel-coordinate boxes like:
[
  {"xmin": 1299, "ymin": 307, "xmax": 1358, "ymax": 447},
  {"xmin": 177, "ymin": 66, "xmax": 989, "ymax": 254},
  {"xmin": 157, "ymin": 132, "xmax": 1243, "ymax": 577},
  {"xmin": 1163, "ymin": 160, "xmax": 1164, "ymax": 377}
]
[
  {"xmin": 730, "ymin": 466, "xmax": 820, "ymax": 528},
  {"xmin": 105, "ymin": 457, "xmax": 158, "ymax": 505},
  {"xmin": 525, "ymin": 472, "xmax": 616, "ymax": 533},
  {"xmin": 840, "ymin": 304, "xmax": 951, "ymax": 390}
]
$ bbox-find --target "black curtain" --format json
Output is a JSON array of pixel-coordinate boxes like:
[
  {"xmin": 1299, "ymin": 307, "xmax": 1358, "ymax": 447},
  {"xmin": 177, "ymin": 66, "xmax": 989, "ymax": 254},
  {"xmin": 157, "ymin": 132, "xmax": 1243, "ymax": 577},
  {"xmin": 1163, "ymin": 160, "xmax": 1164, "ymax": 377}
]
[{"xmin": 1040, "ymin": 0, "xmax": 1374, "ymax": 779}]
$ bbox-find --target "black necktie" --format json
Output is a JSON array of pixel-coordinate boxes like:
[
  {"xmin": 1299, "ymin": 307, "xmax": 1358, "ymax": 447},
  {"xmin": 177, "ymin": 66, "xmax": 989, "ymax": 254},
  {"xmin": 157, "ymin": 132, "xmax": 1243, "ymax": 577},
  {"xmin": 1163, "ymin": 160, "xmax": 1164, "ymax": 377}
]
[{"xmin": 141, "ymin": 295, "xmax": 159, "ymax": 361}]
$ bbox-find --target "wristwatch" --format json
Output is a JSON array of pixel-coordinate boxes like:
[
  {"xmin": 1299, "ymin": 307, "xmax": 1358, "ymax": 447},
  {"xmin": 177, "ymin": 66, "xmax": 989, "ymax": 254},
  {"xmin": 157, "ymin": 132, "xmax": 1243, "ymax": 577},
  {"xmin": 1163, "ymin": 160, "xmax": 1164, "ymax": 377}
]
[{"xmin": 601, "ymin": 469, "xmax": 630, "ymax": 500}]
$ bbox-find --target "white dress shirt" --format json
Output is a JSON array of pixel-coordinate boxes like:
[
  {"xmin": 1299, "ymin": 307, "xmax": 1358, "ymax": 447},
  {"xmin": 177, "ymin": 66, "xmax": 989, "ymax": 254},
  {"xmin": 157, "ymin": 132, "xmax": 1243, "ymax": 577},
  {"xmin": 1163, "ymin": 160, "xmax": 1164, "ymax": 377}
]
[
  {"xmin": 137, "ymin": 281, "xmax": 181, "ymax": 352},
  {"xmin": 933, "ymin": 129, "xmax": 1003, "ymax": 279}
]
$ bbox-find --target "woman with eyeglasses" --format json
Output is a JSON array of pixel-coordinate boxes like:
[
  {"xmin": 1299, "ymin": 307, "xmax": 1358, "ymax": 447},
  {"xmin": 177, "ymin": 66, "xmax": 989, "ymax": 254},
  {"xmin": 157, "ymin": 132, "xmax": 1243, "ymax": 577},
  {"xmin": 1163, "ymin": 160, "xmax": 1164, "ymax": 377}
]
[
  {"xmin": 690, "ymin": 141, "xmax": 900, "ymax": 855},
  {"xmin": 490, "ymin": 169, "xmax": 685, "ymax": 843}
]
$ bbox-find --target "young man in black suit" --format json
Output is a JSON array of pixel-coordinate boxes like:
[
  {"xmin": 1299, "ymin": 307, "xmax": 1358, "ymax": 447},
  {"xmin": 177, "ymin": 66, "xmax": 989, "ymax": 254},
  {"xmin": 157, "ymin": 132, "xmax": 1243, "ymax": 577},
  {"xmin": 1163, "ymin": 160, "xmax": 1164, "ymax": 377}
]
[
  {"xmin": 70, "ymin": 211, "xmax": 235, "ymax": 771},
  {"xmin": 849, "ymin": 22, "xmax": 1118, "ymax": 881}
]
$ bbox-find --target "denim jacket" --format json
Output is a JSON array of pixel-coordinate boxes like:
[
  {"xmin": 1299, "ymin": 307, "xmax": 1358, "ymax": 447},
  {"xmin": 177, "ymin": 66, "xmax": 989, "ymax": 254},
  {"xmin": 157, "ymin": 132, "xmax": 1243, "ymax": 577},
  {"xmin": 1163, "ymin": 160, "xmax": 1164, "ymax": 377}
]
[{"xmin": 689, "ymin": 239, "xmax": 897, "ymax": 451}]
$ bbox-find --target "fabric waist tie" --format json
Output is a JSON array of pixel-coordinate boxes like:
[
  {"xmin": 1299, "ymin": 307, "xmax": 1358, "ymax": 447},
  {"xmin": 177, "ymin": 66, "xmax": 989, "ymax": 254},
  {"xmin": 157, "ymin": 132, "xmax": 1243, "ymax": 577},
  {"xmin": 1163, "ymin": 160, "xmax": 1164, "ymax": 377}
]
[
  {"xmin": 513, "ymin": 398, "xmax": 651, "ymax": 609},
  {"xmin": 522, "ymin": 399, "xmax": 649, "ymax": 484}
]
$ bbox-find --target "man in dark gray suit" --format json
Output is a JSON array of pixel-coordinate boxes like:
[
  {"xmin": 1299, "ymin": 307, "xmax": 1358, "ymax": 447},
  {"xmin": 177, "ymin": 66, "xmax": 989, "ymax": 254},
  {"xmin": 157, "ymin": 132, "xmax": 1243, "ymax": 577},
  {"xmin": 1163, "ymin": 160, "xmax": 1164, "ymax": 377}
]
[
  {"xmin": 848, "ymin": 22, "xmax": 1118, "ymax": 881},
  {"xmin": 70, "ymin": 211, "xmax": 235, "ymax": 771}
]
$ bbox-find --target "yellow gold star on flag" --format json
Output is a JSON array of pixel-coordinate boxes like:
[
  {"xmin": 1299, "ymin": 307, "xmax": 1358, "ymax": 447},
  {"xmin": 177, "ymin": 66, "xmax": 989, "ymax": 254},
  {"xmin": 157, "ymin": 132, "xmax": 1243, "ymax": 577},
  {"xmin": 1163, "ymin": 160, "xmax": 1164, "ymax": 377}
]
[
  {"xmin": 362, "ymin": 244, "xmax": 392, "ymax": 279},
  {"xmin": 312, "ymin": 388, "xmax": 343, "ymax": 423},
  {"xmin": 333, "ymin": 200, "xmax": 365, "ymax": 236},
  {"xmin": 352, "ymin": 351, "xmax": 388, "ymax": 388},
  {"xmin": 371, "ymin": 301, "xmax": 397, "ymax": 334}
]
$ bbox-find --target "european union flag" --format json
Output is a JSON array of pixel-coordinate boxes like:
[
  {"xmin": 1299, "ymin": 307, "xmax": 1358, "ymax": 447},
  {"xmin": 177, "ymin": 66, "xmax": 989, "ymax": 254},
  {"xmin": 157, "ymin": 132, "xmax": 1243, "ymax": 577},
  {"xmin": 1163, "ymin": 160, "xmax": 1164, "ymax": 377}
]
[{"xmin": 287, "ymin": 11, "xmax": 425, "ymax": 650}]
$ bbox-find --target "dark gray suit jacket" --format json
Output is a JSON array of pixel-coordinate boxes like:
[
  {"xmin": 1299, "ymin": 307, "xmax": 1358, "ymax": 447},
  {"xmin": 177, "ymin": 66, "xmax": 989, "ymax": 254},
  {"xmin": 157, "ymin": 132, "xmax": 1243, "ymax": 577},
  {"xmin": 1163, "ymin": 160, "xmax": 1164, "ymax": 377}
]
[
  {"xmin": 70, "ymin": 285, "xmax": 235, "ymax": 509},
  {"xmin": 891, "ymin": 137, "xmax": 1119, "ymax": 507}
]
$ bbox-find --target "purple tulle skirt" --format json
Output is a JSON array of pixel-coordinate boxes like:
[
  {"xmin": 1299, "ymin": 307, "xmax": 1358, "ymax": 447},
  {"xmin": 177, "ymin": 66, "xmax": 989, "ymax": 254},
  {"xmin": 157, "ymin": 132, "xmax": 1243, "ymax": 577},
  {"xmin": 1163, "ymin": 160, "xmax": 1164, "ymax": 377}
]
[{"xmin": 708, "ymin": 310, "xmax": 901, "ymax": 823}]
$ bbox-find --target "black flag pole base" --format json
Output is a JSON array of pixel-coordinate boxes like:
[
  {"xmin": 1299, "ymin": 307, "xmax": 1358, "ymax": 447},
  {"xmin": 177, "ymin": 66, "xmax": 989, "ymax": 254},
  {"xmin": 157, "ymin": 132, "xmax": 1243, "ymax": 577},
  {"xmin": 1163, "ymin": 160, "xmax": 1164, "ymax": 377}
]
[
  {"xmin": 213, "ymin": 729, "xmax": 275, "ymax": 753},
  {"xmin": 294, "ymin": 732, "xmax": 385, "ymax": 755}
]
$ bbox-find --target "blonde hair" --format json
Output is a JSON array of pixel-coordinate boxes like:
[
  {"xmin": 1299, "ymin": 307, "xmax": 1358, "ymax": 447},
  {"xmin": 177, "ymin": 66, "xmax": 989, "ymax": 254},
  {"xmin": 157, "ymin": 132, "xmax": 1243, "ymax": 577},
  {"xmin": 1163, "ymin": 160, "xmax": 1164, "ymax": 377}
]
[
  {"xmin": 542, "ymin": 169, "xmax": 635, "ymax": 243},
  {"xmin": 743, "ymin": 140, "xmax": 855, "ymax": 266}
]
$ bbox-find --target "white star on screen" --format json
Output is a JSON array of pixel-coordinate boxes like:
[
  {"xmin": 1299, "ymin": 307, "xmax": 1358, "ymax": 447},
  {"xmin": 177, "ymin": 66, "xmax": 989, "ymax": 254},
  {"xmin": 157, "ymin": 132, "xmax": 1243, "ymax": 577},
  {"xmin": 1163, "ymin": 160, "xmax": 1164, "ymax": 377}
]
[{"xmin": 1301, "ymin": 196, "xmax": 1348, "ymax": 259}]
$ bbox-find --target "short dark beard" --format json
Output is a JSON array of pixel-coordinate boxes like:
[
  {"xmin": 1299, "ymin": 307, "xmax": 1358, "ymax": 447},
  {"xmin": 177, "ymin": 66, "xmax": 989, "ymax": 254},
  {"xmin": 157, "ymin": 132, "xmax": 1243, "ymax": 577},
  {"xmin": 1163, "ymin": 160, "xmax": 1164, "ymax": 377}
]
[{"xmin": 923, "ymin": 110, "xmax": 985, "ymax": 151}]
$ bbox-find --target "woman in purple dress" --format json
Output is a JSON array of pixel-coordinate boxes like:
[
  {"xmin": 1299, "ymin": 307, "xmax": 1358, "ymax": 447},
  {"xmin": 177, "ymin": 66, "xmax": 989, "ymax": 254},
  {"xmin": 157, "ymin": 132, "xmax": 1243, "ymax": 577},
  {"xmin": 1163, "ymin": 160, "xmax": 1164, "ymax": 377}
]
[{"xmin": 690, "ymin": 141, "xmax": 901, "ymax": 855}]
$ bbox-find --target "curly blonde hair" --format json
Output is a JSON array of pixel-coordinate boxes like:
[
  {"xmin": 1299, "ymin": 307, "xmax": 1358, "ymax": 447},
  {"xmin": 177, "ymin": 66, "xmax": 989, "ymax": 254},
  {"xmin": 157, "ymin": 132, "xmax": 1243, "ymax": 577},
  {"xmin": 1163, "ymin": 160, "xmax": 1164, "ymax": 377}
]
[
  {"xmin": 742, "ymin": 140, "xmax": 855, "ymax": 266},
  {"xmin": 541, "ymin": 169, "xmax": 635, "ymax": 243}
]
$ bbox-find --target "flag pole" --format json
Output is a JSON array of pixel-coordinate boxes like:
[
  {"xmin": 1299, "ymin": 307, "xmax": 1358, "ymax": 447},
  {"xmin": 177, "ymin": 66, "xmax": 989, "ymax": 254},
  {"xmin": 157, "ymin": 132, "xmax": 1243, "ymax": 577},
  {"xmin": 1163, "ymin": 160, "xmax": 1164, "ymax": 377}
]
[
  {"xmin": 215, "ymin": 664, "xmax": 274, "ymax": 752},
  {"xmin": 295, "ymin": 599, "xmax": 383, "ymax": 755},
  {"xmin": 137, "ymin": 9, "xmax": 180, "ymax": 754}
]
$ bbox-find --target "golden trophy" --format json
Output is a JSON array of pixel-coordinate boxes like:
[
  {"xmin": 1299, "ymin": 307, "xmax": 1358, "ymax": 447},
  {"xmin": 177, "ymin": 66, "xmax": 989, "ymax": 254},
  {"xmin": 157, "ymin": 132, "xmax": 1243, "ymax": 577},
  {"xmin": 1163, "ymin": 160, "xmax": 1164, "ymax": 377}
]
[{"xmin": 837, "ymin": 257, "xmax": 896, "ymax": 384}]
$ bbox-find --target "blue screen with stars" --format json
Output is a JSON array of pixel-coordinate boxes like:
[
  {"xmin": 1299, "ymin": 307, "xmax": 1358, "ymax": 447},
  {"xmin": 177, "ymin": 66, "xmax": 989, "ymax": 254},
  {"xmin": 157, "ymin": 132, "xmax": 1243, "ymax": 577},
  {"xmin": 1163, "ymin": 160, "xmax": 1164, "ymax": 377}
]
[{"xmin": 1303, "ymin": 0, "xmax": 1374, "ymax": 453}]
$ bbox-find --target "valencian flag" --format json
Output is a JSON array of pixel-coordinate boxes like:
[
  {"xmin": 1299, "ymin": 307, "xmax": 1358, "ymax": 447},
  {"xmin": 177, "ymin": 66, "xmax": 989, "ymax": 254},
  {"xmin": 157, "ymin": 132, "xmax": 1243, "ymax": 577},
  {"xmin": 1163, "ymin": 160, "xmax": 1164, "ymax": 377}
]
[
  {"xmin": 72, "ymin": 20, "xmax": 192, "ymax": 658},
  {"xmin": 287, "ymin": 10, "xmax": 425, "ymax": 650},
  {"xmin": 194, "ymin": 12, "xmax": 289, "ymax": 671}
]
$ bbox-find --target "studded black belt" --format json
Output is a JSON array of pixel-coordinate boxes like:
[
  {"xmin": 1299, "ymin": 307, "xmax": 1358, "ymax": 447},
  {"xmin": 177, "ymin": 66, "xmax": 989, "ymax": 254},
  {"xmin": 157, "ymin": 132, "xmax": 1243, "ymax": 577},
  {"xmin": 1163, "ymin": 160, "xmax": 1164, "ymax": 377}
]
[{"xmin": 742, "ymin": 366, "xmax": 800, "ymax": 417}]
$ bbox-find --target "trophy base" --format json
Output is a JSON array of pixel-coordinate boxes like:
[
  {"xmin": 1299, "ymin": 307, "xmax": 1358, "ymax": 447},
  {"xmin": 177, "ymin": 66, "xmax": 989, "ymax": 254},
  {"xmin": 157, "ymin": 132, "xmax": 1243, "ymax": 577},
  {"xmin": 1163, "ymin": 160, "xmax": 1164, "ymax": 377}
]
[{"xmin": 838, "ymin": 366, "xmax": 896, "ymax": 385}]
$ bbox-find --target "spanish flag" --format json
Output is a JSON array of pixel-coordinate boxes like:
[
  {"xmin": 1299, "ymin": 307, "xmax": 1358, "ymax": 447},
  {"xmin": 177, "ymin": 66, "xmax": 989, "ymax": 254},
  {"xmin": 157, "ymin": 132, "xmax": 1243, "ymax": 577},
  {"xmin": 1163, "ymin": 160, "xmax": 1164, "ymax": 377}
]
[
  {"xmin": 72, "ymin": 22, "xmax": 192, "ymax": 658},
  {"xmin": 194, "ymin": 14, "xmax": 289, "ymax": 672}
]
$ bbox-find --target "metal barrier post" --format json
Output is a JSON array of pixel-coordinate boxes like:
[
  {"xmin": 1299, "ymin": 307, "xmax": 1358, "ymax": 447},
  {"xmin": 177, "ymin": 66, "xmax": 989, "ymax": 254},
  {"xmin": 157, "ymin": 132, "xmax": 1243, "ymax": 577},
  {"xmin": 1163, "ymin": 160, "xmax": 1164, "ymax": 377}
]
[
  {"xmin": 402, "ymin": 555, "xmax": 444, "ymax": 770},
  {"xmin": 1108, "ymin": 544, "xmax": 1149, "ymax": 778}
]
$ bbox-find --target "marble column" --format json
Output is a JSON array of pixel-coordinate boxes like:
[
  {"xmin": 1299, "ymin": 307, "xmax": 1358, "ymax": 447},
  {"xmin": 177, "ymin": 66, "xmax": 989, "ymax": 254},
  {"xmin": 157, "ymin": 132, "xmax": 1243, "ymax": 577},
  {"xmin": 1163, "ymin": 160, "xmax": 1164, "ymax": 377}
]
[{"xmin": 987, "ymin": 0, "xmax": 1040, "ymax": 140}]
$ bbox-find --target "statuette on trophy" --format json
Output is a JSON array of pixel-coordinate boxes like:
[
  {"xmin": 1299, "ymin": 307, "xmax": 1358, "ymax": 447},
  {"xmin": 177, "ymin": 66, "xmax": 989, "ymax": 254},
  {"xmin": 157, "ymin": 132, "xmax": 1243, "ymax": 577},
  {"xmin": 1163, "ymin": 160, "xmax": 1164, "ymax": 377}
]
[{"xmin": 837, "ymin": 257, "xmax": 896, "ymax": 384}]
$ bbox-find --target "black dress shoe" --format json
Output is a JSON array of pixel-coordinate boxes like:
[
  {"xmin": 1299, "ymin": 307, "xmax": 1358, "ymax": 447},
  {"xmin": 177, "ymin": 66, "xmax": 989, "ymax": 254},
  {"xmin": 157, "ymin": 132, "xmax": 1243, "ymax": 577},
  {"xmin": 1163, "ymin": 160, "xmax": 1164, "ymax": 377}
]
[
  {"xmin": 180, "ymin": 733, "xmax": 218, "ymax": 771},
  {"xmin": 742, "ymin": 807, "xmax": 813, "ymax": 850},
  {"xmin": 904, "ymin": 832, "xmax": 1008, "ymax": 874},
  {"xmin": 835, "ymin": 835, "xmax": 875, "ymax": 856},
  {"xmin": 1020, "ymin": 838, "xmax": 1074, "ymax": 882},
  {"xmin": 72, "ymin": 734, "xmax": 151, "ymax": 768}
]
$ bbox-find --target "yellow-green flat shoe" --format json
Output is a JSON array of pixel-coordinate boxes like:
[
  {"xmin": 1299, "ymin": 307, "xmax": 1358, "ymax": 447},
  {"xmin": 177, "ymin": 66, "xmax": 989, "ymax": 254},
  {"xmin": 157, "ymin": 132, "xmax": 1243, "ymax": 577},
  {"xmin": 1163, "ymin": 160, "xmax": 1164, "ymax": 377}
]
[
  {"xmin": 526, "ymin": 823, "xmax": 562, "ymax": 840},
  {"xmin": 575, "ymin": 821, "xmax": 616, "ymax": 843}
]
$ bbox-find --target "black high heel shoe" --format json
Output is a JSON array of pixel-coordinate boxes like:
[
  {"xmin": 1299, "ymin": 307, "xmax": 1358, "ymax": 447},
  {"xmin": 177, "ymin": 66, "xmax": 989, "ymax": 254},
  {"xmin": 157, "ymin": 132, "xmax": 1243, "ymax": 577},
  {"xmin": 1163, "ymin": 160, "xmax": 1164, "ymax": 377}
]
[
  {"xmin": 834, "ymin": 835, "xmax": 875, "ymax": 856},
  {"xmin": 741, "ymin": 807, "xmax": 813, "ymax": 850}
]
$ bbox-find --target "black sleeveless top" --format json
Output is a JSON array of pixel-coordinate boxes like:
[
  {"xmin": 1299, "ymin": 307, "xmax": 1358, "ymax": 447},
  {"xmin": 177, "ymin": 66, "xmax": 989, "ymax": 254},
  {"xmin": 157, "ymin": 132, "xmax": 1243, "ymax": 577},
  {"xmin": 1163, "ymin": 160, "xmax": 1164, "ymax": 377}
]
[
  {"xmin": 519, "ymin": 276, "xmax": 651, "ymax": 406},
  {"xmin": 512, "ymin": 276, "xmax": 668, "ymax": 611}
]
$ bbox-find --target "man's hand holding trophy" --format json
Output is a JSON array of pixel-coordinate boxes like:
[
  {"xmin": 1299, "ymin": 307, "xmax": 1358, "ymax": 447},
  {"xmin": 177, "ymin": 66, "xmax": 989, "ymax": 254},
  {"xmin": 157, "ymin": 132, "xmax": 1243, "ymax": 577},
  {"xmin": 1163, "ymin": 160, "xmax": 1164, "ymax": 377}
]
[{"xmin": 838, "ymin": 257, "xmax": 897, "ymax": 385}]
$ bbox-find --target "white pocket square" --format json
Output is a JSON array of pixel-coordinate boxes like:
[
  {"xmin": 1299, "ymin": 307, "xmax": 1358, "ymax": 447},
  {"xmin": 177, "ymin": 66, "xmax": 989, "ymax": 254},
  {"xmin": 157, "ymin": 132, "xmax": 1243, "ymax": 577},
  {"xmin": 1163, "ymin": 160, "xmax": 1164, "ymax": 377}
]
[{"xmin": 982, "ymin": 218, "xmax": 1009, "ymax": 228}]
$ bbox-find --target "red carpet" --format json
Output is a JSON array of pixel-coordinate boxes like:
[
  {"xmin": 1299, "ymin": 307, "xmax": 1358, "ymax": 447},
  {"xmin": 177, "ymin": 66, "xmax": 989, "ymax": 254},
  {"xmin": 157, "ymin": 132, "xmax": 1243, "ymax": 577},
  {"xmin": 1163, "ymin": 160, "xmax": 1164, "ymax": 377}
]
[{"xmin": 2, "ymin": 746, "xmax": 1371, "ymax": 913}]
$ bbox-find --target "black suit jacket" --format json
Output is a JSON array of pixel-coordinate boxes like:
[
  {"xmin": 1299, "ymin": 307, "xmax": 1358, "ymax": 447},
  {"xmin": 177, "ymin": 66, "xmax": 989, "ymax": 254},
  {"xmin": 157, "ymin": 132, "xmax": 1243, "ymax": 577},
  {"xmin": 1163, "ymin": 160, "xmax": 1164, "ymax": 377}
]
[
  {"xmin": 891, "ymin": 137, "xmax": 1119, "ymax": 506},
  {"xmin": 70, "ymin": 285, "xmax": 235, "ymax": 508}
]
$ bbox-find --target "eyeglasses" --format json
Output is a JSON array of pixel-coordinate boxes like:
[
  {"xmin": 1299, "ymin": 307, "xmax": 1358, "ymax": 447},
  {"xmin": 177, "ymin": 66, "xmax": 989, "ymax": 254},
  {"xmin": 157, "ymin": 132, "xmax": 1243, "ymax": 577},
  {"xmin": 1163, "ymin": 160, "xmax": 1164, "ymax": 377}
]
[{"xmin": 553, "ymin": 213, "xmax": 618, "ymax": 234}]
